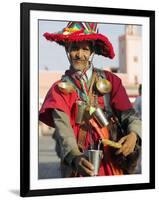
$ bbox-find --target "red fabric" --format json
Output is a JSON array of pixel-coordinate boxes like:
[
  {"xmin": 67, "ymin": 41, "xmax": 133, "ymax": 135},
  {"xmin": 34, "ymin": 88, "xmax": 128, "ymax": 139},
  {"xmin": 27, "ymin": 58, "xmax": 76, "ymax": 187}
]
[
  {"xmin": 105, "ymin": 71, "xmax": 132, "ymax": 111},
  {"xmin": 39, "ymin": 80, "xmax": 78, "ymax": 128},
  {"xmin": 39, "ymin": 70, "xmax": 132, "ymax": 176}
]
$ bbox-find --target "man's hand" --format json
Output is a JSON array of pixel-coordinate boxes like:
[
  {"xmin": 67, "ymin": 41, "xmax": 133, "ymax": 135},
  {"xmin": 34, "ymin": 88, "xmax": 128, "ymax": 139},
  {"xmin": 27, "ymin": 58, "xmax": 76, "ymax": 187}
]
[
  {"xmin": 116, "ymin": 132, "xmax": 137, "ymax": 157},
  {"xmin": 72, "ymin": 155, "xmax": 95, "ymax": 176}
]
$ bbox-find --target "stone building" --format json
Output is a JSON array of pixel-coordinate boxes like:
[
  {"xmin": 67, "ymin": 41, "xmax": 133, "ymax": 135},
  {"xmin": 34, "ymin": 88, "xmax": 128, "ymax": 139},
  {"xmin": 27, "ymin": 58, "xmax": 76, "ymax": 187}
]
[{"xmin": 119, "ymin": 25, "xmax": 142, "ymax": 84}]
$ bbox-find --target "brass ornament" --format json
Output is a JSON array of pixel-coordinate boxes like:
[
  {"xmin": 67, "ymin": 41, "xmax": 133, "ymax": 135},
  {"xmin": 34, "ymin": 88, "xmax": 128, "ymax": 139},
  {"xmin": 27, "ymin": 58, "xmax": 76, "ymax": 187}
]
[
  {"xmin": 58, "ymin": 81, "xmax": 75, "ymax": 94},
  {"xmin": 96, "ymin": 79, "xmax": 112, "ymax": 94}
]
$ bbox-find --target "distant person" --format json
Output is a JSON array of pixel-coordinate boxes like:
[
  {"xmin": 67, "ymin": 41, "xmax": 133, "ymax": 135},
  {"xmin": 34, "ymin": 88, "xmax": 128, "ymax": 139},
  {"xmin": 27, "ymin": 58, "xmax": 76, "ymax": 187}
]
[
  {"xmin": 39, "ymin": 21, "xmax": 141, "ymax": 177},
  {"xmin": 134, "ymin": 84, "xmax": 142, "ymax": 119}
]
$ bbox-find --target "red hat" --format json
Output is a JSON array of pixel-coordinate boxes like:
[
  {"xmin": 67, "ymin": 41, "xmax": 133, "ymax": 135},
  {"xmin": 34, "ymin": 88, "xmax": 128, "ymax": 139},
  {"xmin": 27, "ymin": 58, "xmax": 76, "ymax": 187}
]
[{"xmin": 43, "ymin": 22, "xmax": 115, "ymax": 59}]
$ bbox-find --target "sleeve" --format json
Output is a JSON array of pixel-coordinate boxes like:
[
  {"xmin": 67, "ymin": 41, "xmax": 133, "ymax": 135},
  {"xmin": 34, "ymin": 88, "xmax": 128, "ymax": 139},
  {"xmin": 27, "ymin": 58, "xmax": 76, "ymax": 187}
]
[
  {"xmin": 52, "ymin": 109, "xmax": 82, "ymax": 165},
  {"xmin": 116, "ymin": 108, "xmax": 142, "ymax": 138},
  {"xmin": 105, "ymin": 71, "xmax": 141, "ymax": 137},
  {"xmin": 39, "ymin": 82, "xmax": 77, "ymax": 128}
]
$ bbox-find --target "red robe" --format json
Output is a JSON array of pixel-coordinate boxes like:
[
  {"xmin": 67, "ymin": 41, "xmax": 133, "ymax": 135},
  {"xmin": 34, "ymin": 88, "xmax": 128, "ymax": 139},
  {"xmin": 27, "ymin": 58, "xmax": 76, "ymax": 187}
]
[{"xmin": 39, "ymin": 70, "xmax": 132, "ymax": 176}]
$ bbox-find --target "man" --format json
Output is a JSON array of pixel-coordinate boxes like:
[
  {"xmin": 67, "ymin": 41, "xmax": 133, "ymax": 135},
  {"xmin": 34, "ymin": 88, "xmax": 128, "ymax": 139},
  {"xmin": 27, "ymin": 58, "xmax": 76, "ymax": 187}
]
[{"xmin": 39, "ymin": 22, "xmax": 141, "ymax": 177}]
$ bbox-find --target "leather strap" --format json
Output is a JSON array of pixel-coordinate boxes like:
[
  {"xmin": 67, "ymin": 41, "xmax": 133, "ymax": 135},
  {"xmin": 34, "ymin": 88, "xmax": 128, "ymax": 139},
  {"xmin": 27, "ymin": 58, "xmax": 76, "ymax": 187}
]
[
  {"xmin": 77, "ymin": 70, "xmax": 97, "ymax": 151},
  {"xmin": 88, "ymin": 70, "xmax": 98, "ymax": 107},
  {"xmin": 77, "ymin": 123, "xmax": 88, "ymax": 152}
]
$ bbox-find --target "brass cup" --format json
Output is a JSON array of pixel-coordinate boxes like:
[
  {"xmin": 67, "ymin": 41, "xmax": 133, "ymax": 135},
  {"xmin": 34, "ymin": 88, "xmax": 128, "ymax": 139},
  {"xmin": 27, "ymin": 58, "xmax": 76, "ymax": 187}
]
[
  {"xmin": 58, "ymin": 82, "xmax": 75, "ymax": 94},
  {"xmin": 96, "ymin": 79, "xmax": 112, "ymax": 94},
  {"xmin": 75, "ymin": 100, "xmax": 87, "ymax": 124}
]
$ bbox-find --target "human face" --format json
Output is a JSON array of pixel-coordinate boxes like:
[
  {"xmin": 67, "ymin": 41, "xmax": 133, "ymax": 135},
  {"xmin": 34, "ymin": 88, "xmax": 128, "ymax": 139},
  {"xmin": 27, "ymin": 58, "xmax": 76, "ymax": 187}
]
[{"xmin": 67, "ymin": 41, "xmax": 93, "ymax": 72}]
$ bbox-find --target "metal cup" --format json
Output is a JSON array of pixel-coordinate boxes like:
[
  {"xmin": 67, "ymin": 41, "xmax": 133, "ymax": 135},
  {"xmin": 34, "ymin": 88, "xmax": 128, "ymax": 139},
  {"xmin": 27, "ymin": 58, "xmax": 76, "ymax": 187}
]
[
  {"xmin": 92, "ymin": 107, "xmax": 109, "ymax": 127},
  {"xmin": 75, "ymin": 100, "xmax": 87, "ymax": 124},
  {"xmin": 96, "ymin": 79, "xmax": 112, "ymax": 94},
  {"xmin": 87, "ymin": 150, "xmax": 103, "ymax": 176}
]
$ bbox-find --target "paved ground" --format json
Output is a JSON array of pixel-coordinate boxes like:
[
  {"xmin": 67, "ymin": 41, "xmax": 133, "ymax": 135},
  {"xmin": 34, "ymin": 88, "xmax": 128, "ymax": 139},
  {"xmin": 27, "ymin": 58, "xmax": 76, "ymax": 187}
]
[{"xmin": 38, "ymin": 135, "xmax": 62, "ymax": 179}]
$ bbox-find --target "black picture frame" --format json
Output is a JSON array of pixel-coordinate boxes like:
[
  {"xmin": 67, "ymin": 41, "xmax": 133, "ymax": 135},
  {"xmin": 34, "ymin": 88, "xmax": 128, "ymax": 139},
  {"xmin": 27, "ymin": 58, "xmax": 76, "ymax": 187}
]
[{"xmin": 20, "ymin": 2, "xmax": 155, "ymax": 197}]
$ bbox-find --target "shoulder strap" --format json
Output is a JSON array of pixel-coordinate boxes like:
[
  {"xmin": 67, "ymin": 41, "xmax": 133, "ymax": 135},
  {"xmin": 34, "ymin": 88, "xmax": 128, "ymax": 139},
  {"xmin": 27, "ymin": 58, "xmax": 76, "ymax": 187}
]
[
  {"xmin": 61, "ymin": 75, "xmax": 88, "ymax": 102},
  {"xmin": 94, "ymin": 68, "xmax": 113, "ymax": 117}
]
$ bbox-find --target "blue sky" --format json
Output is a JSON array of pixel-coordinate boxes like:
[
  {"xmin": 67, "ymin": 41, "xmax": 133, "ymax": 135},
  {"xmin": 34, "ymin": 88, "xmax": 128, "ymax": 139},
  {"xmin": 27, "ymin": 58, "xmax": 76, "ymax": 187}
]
[{"xmin": 39, "ymin": 20, "xmax": 137, "ymax": 71}]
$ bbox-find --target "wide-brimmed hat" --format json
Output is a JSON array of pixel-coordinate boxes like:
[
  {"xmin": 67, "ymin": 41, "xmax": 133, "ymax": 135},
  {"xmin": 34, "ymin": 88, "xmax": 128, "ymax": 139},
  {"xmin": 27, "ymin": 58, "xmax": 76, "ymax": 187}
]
[{"xmin": 43, "ymin": 22, "xmax": 115, "ymax": 59}]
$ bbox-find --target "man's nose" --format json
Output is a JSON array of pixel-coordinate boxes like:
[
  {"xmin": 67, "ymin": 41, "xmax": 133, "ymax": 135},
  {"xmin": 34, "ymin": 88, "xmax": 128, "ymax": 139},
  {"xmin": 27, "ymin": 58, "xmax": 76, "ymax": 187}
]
[{"xmin": 75, "ymin": 49, "xmax": 83, "ymax": 58}]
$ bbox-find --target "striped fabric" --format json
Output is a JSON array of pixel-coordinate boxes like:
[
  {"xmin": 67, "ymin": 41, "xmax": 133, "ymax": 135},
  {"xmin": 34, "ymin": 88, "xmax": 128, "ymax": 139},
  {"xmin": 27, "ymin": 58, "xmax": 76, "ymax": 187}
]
[{"xmin": 67, "ymin": 22, "xmax": 98, "ymax": 34}]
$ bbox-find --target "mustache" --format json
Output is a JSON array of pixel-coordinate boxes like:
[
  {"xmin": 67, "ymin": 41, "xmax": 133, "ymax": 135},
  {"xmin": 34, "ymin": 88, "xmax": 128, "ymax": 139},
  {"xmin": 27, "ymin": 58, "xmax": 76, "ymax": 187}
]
[{"xmin": 72, "ymin": 58, "xmax": 89, "ymax": 61}]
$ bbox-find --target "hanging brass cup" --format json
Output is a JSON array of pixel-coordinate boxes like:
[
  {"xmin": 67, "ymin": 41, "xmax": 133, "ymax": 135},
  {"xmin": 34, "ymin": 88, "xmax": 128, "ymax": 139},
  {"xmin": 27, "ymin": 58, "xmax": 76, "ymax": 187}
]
[
  {"xmin": 58, "ymin": 81, "xmax": 75, "ymax": 94},
  {"xmin": 96, "ymin": 79, "xmax": 112, "ymax": 94},
  {"xmin": 75, "ymin": 100, "xmax": 87, "ymax": 124}
]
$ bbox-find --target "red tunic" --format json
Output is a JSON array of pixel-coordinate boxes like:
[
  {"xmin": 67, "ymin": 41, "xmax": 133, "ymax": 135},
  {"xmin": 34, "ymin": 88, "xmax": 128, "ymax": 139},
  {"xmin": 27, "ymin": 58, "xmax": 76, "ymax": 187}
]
[{"xmin": 39, "ymin": 70, "xmax": 132, "ymax": 176}]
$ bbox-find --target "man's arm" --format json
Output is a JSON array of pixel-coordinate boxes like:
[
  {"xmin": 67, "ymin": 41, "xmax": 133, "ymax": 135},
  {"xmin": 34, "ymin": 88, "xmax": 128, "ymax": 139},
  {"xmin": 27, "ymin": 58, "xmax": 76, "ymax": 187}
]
[
  {"xmin": 115, "ymin": 108, "xmax": 141, "ymax": 156},
  {"xmin": 52, "ymin": 109, "xmax": 82, "ymax": 164},
  {"xmin": 52, "ymin": 109, "xmax": 94, "ymax": 176},
  {"xmin": 116, "ymin": 108, "xmax": 141, "ymax": 138}
]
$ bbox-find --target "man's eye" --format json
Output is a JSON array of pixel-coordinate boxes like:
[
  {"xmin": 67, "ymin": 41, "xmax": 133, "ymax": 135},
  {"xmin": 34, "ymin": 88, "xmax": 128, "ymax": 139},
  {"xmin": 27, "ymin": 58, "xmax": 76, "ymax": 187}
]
[
  {"xmin": 71, "ymin": 46, "xmax": 77, "ymax": 51},
  {"xmin": 83, "ymin": 48, "xmax": 89, "ymax": 51}
]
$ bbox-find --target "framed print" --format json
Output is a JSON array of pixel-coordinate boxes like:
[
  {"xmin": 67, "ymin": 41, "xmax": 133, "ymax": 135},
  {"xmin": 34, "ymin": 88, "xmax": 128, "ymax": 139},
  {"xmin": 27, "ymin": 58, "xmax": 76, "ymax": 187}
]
[{"xmin": 20, "ymin": 2, "xmax": 155, "ymax": 197}]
